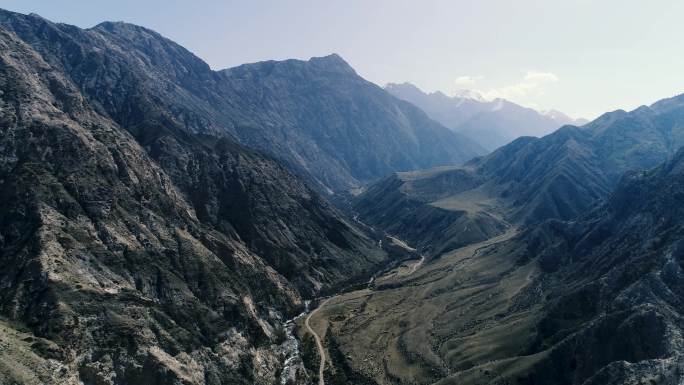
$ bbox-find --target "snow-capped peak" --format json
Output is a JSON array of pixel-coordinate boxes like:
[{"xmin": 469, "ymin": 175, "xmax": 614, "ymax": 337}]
[
  {"xmin": 450, "ymin": 88, "xmax": 486, "ymax": 102},
  {"xmin": 541, "ymin": 109, "xmax": 589, "ymax": 125}
]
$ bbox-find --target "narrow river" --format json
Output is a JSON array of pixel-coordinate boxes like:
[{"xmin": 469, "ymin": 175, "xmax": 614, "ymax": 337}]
[
  {"xmin": 279, "ymin": 300, "xmax": 310, "ymax": 385},
  {"xmin": 281, "ymin": 228, "xmax": 425, "ymax": 385}
]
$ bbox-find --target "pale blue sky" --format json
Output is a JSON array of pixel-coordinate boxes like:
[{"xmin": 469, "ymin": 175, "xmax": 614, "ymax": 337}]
[{"xmin": 3, "ymin": 0, "xmax": 684, "ymax": 119}]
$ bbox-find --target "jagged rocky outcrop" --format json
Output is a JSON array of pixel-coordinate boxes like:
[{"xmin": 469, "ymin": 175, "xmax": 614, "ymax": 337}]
[{"xmin": 0, "ymin": 11, "xmax": 392, "ymax": 385}]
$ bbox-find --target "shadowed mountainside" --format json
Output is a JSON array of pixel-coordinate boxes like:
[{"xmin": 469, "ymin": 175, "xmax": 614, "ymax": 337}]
[
  {"xmin": 217, "ymin": 61, "xmax": 485, "ymax": 193},
  {"xmin": 0, "ymin": 10, "xmax": 398, "ymax": 384}
]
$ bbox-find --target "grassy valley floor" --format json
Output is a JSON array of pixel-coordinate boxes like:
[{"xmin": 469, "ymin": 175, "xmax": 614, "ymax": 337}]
[{"xmin": 298, "ymin": 226, "xmax": 558, "ymax": 385}]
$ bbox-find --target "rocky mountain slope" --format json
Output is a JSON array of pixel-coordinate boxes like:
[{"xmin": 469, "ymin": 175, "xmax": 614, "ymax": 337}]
[
  {"xmin": 218, "ymin": 61, "xmax": 484, "ymax": 193},
  {"xmin": 354, "ymin": 95, "xmax": 684, "ymax": 256},
  {"xmin": 492, "ymin": 145, "xmax": 684, "ymax": 385},
  {"xmin": 475, "ymin": 95, "xmax": 684, "ymax": 221},
  {"xmin": 353, "ymin": 167, "xmax": 508, "ymax": 257},
  {"xmin": 0, "ymin": 10, "xmax": 484, "ymax": 196},
  {"xmin": 320, "ymin": 146, "xmax": 684, "ymax": 385},
  {"xmin": 0, "ymin": 10, "xmax": 396, "ymax": 385},
  {"xmin": 353, "ymin": 127, "xmax": 606, "ymax": 257},
  {"xmin": 3, "ymin": 7, "xmax": 684, "ymax": 385},
  {"xmin": 386, "ymin": 82, "xmax": 587, "ymax": 151}
]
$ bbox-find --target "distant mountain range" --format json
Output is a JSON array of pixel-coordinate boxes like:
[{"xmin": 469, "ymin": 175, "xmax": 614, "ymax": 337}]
[
  {"xmin": 386, "ymin": 82, "xmax": 588, "ymax": 151},
  {"xmin": 356, "ymin": 92, "xmax": 684, "ymax": 255}
]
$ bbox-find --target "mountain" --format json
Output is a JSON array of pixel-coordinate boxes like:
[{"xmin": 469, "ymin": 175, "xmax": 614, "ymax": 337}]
[
  {"xmin": 492, "ymin": 147, "xmax": 684, "ymax": 384},
  {"xmin": 0, "ymin": 10, "xmax": 399, "ymax": 384},
  {"xmin": 323, "ymin": 144, "xmax": 684, "ymax": 385},
  {"xmin": 353, "ymin": 127, "xmax": 606, "ymax": 257},
  {"xmin": 3, "ymin": 7, "xmax": 684, "ymax": 385},
  {"xmin": 542, "ymin": 108, "xmax": 589, "ymax": 125},
  {"xmin": 343, "ymin": 91, "xmax": 684, "ymax": 383},
  {"xmin": 0, "ymin": 12, "xmax": 483, "ymax": 196},
  {"xmin": 218, "ymin": 61, "xmax": 485, "ymax": 193},
  {"xmin": 385, "ymin": 83, "xmax": 494, "ymax": 133},
  {"xmin": 457, "ymin": 147, "xmax": 684, "ymax": 384},
  {"xmin": 353, "ymin": 167, "xmax": 509, "ymax": 257},
  {"xmin": 325, "ymin": 91, "xmax": 684, "ymax": 385},
  {"xmin": 354, "ymin": 94, "xmax": 684, "ymax": 257},
  {"xmin": 385, "ymin": 82, "xmax": 586, "ymax": 151},
  {"xmin": 472, "ymin": 126, "xmax": 610, "ymax": 224},
  {"xmin": 584, "ymin": 99, "xmax": 684, "ymax": 173},
  {"xmin": 473, "ymin": 95, "xmax": 684, "ymax": 219}
]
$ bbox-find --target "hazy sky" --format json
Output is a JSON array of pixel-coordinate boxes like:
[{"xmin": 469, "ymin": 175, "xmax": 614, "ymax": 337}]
[{"xmin": 3, "ymin": 0, "xmax": 684, "ymax": 119}]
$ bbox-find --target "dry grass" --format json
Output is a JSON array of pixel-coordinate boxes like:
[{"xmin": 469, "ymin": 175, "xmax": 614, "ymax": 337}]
[
  {"xmin": 305, "ymin": 227, "xmax": 550, "ymax": 385},
  {"xmin": 430, "ymin": 183, "xmax": 507, "ymax": 217},
  {"xmin": 0, "ymin": 319, "xmax": 78, "ymax": 385}
]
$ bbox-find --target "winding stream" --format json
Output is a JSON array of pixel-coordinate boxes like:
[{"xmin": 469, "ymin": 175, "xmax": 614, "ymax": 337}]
[
  {"xmin": 279, "ymin": 300, "xmax": 310, "ymax": 385},
  {"xmin": 279, "ymin": 229, "xmax": 426, "ymax": 385}
]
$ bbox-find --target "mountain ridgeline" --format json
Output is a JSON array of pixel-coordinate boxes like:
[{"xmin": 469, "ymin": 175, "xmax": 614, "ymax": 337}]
[
  {"xmin": 386, "ymin": 82, "xmax": 587, "ymax": 151},
  {"xmin": 217, "ymin": 61, "xmax": 484, "ymax": 192},
  {"xmin": 332, "ymin": 64, "xmax": 684, "ymax": 385},
  {"xmin": 355, "ymin": 94, "xmax": 684, "ymax": 258},
  {"xmin": 498, "ymin": 147, "xmax": 684, "ymax": 384},
  {"xmin": 0, "ymin": 11, "xmax": 483, "ymax": 196}
]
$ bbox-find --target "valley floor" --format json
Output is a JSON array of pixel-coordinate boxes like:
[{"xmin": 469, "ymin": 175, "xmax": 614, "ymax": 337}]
[{"xmin": 300, "ymin": 226, "xmax": 549, "ymax": 385}]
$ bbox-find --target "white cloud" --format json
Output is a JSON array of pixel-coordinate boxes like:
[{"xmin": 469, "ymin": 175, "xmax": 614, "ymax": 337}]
[
  {"xmin": 477, "ymin": 71, "xmax": 559, "ymax": 105},
  {"xmin": 454, "ymin": 75, "xmax": 483, "ymax": 87},
  {"xmin": 446, "ymin": 71, "xmax": 560, "ymax": 109},
  {"xmin": 523, "ymin": 71, "xmax": 559, "ymax": 83}
]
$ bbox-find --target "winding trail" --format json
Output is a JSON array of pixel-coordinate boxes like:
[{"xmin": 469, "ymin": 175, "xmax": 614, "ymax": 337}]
[
  {"xmin": 305, "ymin": 297, "xmax": 332, "ymax": 385},
  {"xmin": 303, "ymin": 239, "xmax": 425, "ymax": 385},
  {"xmin": 406, "ymin": 254, "xmax": 425, "ymax": 275},
  {"xmin": 302, "ymin": 224, "xmax": 519, "ymax": 384}
]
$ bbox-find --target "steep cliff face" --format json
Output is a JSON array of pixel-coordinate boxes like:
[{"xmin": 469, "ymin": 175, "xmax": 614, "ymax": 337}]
[
  {"xmin": 0, "ymin": 12, "xmax": 388, "ymax": 385},
  {"xmin": 0, "ymin": 10, "xmax": 389, "ymax": 296}
]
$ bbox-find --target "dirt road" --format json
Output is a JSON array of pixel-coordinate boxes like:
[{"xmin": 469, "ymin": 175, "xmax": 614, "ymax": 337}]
[{"xmin": 305, "ymin": 297, "xmax": 331, "ymax": 385}]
